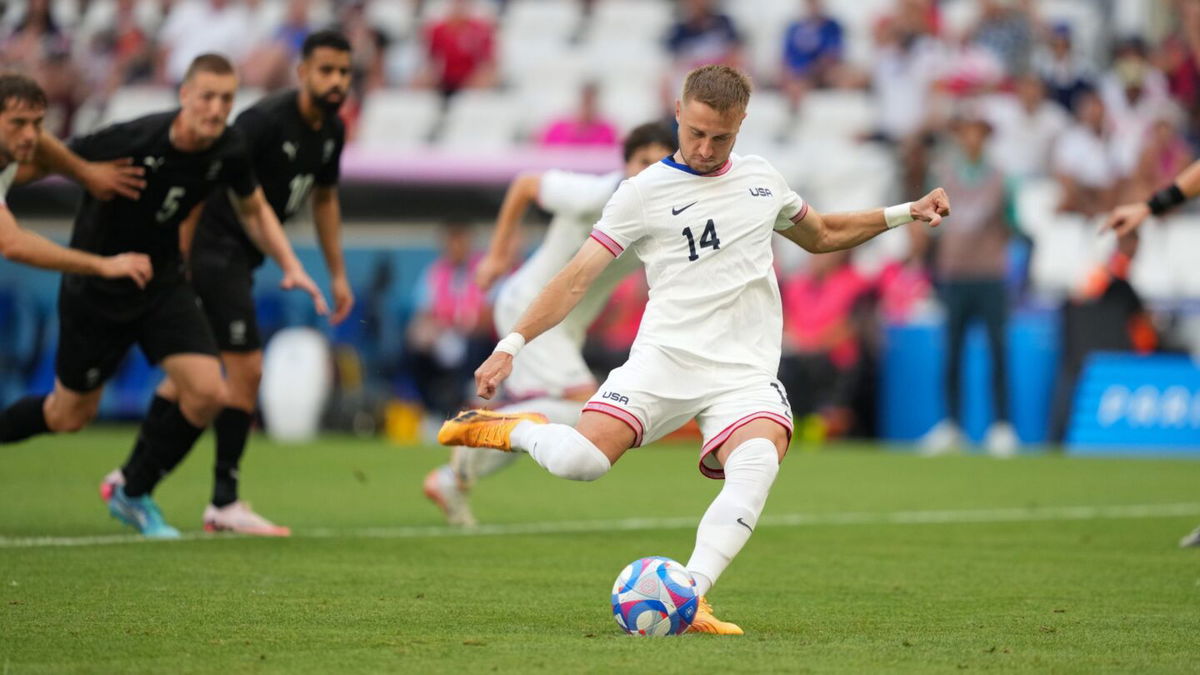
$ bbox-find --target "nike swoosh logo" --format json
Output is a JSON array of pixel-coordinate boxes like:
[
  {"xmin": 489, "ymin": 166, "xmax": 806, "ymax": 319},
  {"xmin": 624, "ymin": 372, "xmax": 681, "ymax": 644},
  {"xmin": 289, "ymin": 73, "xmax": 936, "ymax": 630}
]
[
  {"xmin": 672, "ymin": 202, "xmax": 697, "ymax": 216},
  {"xmin": 736, "ymin": 517, "xmax": 754, "ymax": 533}
]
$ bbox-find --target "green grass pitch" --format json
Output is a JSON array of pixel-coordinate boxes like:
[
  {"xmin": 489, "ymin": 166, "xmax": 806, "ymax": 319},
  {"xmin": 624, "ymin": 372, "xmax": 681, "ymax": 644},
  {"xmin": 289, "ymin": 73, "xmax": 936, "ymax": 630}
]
[{"xmin": 1, "ymin": 428, "xmax": 1198, "ymax": 673}]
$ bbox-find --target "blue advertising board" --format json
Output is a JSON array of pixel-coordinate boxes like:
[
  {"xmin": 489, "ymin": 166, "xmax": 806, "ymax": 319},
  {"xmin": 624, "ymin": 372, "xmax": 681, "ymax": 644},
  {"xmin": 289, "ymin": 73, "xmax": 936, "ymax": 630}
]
[{"xmin": 1067, "ymin": 354, "xmax": 1200, "ymax": 455}]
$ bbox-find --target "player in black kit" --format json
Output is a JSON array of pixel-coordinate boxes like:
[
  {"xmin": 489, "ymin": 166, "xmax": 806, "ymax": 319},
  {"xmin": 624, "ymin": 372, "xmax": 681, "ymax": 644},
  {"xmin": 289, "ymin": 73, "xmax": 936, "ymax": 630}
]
[
  {"xmin": 102, "ymin": 31, "xmax": 355, "ymax": 536},
  {"xmin": 0, "ymin": 54, "xmax": 326, "ymax": 538}
]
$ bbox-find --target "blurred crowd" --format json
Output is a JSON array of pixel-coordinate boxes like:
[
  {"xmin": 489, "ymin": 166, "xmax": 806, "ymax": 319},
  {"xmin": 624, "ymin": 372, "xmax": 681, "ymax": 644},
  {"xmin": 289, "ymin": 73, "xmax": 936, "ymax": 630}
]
[{"xmin": 3, "ymin": 0, "xmax": 1198, "ymax": 445}]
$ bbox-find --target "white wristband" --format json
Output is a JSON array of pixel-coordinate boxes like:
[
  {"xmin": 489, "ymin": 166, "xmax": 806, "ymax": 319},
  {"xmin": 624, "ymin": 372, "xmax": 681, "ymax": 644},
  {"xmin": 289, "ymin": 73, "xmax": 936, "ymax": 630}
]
[
  {"xmin": 494, "ymin": 332, "xmax": 526, "ymax": 357},
  {"xmin": 884, "ymin": 202, "xmax": 914, "ymax": 229}
]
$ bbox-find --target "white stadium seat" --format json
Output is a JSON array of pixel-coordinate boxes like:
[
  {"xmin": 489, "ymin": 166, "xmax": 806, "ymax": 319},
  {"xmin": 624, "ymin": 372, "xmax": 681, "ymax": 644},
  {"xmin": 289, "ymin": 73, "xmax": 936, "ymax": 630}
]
[
  {"xmin": 438, "ymin": 90, "xmax": 524, "ymax": 150},
  {"xmin": 1014, "ymin": 179, "xmax": 1062, "ymax": 239},
  {"xmin": 584, "ymin": 0, "xmax": 674, "ymax": 44},
  {"xmin": 99, "ymin": 86, "xmax": 177, "ymax": 127},
  {"xmin": 1164, "ymin": 219, "xmax": 1200, "ymax": 298},
  {"xmin": 367, "ymin": 0, "xmax": 418, "ymax": 40},
  {"xmin": 793, "ymin": 90, "xmax": 877, "ymax": 142},
  {"xmin": 358, "ymin": 89, "xmax": 443, "ymax": 148},
  {"xmin": 502, "ymin": 0, "xmax": 582, "ymax": 45}
]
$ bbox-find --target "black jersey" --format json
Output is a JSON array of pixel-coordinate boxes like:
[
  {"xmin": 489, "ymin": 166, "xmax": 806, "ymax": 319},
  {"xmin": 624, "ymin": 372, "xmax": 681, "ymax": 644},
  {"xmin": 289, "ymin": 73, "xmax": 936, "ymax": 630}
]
[
  {"xmin": 64, "ymin": 111, "xmax": 258, "ymax": 306},
  {"xmin": 192, "ymin": 89, "xmax": 345, "ymax": 268}
]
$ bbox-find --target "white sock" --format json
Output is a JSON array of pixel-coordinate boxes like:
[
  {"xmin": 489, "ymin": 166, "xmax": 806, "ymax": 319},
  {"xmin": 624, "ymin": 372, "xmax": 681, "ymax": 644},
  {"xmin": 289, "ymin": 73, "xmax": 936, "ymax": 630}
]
[
  {"xmin": 510, "ymin": 421, "xmax": 611, "ymax": 481},
  {"xmin": 451, "ymin": 398, "xmax": 584, "ymax": 485},
  {"xmin": 686, "ymin": 438, "xmax": 780, "ymax": 594}
]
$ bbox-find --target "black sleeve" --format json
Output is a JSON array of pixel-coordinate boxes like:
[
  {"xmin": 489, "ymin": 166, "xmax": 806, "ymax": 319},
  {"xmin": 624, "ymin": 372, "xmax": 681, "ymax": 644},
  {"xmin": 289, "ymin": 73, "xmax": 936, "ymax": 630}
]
[
  {"xmin": 222, "ymin": 129, "xmax": 259, "ymax": 198},
  {"xmin": 316, "ymin": 120, "xmax": 345, "ymax": 187},
  {"xmin": 67, "ymin": 121, "xmax": 136, "ymax": 161}
]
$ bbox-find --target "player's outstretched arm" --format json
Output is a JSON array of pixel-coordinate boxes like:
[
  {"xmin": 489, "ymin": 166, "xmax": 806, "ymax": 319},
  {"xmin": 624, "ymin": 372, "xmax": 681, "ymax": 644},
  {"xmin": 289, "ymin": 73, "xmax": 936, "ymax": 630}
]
[
  {"xmin": 476, "ymin": 171, "xmax": 540, "ymax": 291},
  {"xmin": 312, "ymin": 186, "xmax": 354, "ymax": 325},
  {"xmin": 474, "ymin": 237, "xmax": 614, "ymax": 399},
  {"xmin": 1105, "ymin": 159, "xmax": 1200, "ymax": 235},
  {"xmin": 16, "ymin": 131, "xmax": 146, "ymax": 200},
  {"xmin": 0, "ymin": 207, "xmax": 152, "ymax": 286},
  {"xmin": 236, "ymin": 187, "xmax": 329, "ymax": 316},
  {"xmin": 779, "ymin": 188, "xmax": 950, "ymax": 253}
]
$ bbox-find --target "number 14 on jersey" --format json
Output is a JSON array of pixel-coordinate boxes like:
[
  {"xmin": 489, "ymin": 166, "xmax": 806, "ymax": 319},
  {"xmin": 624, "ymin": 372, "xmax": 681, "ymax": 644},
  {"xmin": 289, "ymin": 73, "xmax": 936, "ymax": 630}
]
[{"xmin": 681, "ymin": 220, "xmax": 720, "ymax": 261}]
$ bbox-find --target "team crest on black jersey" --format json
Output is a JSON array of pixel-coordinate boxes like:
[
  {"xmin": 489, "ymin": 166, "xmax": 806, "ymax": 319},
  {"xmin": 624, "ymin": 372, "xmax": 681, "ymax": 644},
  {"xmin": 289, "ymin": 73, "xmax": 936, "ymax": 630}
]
[
  {"xmin": 143, "ymin": 156, "xmax": 165, "ymax": 172},
  {"xmin": 323, "ymin": 139, "xmax": 335, "ymax": 162},
  {"xmin": 282, "ymin": 141, "xmax": 298, "ymax": 161}
]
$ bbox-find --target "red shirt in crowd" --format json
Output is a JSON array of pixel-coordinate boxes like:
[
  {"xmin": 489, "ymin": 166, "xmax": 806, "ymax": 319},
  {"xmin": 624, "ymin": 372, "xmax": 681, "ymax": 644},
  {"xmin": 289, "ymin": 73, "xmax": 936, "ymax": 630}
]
[{"xmin": 425, "ymin": 16, "xmax": 494, "ymax": 92}]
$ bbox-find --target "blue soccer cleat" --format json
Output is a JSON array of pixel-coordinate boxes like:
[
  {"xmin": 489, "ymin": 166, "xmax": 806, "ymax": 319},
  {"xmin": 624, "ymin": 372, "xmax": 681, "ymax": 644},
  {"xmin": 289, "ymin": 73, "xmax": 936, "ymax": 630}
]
[{"xmin": 108, "ymin": 486, "xmax": 180, "ymax": 539}]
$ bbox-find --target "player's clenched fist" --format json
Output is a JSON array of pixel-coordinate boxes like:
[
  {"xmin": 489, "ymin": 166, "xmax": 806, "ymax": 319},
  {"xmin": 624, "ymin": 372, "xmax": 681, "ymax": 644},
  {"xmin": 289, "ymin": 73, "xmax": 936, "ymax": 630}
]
[
  {"xmin": 475, "ymin": 352, "xmax": 513, "ymax": 400},
  {"xmin": 100, "ymin": 252, "xmax": 153, "ymax": 288},
  {"xmin": 912, "ymin": 187, "xmax": 951, "ymax": 227}
]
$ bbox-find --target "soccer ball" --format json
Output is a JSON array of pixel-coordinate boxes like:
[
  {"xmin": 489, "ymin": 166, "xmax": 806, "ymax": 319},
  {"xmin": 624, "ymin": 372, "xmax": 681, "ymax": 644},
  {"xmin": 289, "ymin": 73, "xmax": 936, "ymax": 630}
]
[{"xmin": 611, "ymin": 556, "xmax": 698, "ymax": 636}]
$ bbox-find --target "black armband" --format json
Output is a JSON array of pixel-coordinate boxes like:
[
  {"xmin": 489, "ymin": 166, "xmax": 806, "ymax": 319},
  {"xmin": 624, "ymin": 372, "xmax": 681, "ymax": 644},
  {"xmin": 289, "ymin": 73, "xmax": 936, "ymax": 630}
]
[{"xmin": 1147, "ymin": 184, "xmax": 1186, "ymax": 216}]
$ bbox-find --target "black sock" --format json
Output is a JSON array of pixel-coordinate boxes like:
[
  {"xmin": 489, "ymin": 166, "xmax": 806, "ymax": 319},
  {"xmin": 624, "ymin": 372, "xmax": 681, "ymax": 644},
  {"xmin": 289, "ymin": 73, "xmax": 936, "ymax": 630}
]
[
  {"xmin": 0, "ymin": 395, "xmax": 49, "ymax": 443},
  {"xmin": 123, "ymin": 402, "xmax": 205, "ymax": 498},
  {"xmin": 212, "ymin": 407, "xmax": 252, "ymax": 507},
  {"xmin": 120, "ymin": 395, "xmax": 173, "ymax": 476}
]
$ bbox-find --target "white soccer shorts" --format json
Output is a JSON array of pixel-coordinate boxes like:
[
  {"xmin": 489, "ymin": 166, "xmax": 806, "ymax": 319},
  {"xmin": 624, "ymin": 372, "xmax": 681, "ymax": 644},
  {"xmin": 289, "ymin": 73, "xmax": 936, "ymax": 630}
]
[{"xmin": 581, "ymin": 344, "xmax": 794, "ymax": 479}]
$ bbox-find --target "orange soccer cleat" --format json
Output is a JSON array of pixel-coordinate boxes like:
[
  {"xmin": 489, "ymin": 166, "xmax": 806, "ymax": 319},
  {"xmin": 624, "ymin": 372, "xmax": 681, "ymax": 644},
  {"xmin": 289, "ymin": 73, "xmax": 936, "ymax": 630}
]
[
  {"xmin": 436, "ymin": 409, "xmax": 548, "ymax": 451},
  {"xmin": 687, "ymin": 596, "xmax": 744, "ymax": 635}
]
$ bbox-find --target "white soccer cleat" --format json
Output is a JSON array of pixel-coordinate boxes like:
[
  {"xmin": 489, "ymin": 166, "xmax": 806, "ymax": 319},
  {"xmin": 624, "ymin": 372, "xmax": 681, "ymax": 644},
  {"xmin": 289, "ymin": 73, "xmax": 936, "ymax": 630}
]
[
  {"xmin": 203, "ymin": 501, "xmax": 291, "ymax": 537},
  {"xmin": 423, "ymin": 466, "xmax": 477, "ymax": 527},
  {"xmin": 985, "ymin": 421, "xmax": 1019, "ymax": 458},
  {"xmin": 920, "ymin": 419, "xmax": 964, "ymax": 456},
  {"xmin": 1180, "ymin": 525, "xmax": 1200, "ymax": 548}
]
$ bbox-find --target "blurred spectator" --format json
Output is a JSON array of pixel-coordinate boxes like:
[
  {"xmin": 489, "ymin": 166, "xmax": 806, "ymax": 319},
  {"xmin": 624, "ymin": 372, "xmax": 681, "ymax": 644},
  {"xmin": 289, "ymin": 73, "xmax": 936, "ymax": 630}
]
[
  {"xmin": 1033, "ymin": 23, "xmax": 1095, "ymax": 112},
  {"xmin": 80, "ymin": 0, "xmax": 155, "ymax": 96},
  {"xmin": 971, "ymin": 0, "xmax": 1035, "ymax": 76},
  {"xmin": 241, "ymin": 0, "xmax": 313, "ymax": 90},
  {"xmin": 984, "ymin": 74, "xmax": 1070, "ymax": 182},
  {"xmin": 1053, "ymin": 88, "xmax": 1120, "ymax": 216},
  {"xmin": 332, "ymin": 0, "xmax": 390, "ymax": 140},
  {"xmin": 780, "ymin": 0, "xmax": 859, "ymax": 106},
  {"xmin": 870, "ymin": 14, "xmax": 944, "ymax": 197},
  {"xmin": 584, "ymin": 272, "xmax": 648, "ymax": 381},
  {"xmin": 0, "ymin": 0, "xmax": 82, "ymax": 136},
  {"xmin": 778, "ymin": 250, "xmax": 872, "ymax": 438},
  {"xmin": 1155, "ymin": 0, "xmax": 1200, "ymax": 140},
  {"xmin": 1130, "ymin": 103, "xmax": 1193, "ymax": 199},
  {"xmin": 920, "ymin": 111, "xmax": 1017, "ymax": 456},
  {"xmin": 1100, "ymin": 37, "xmax": 1171, "ymax": 176},
  {"xmin": 537, "ymin": 82, "xmax": 618, "ymax": 148},
  {"xmin": 416, "ymin": 0, "xmax": 497, "ymax": 97},
  {"xmin": 938, "ymin": 28, "xmax": 1006, "ymax": 98},
  {"xmin": 1049, "ymin": 232, "xmax": 1156, "ymax": 442},
  {"xmin": 662, "ymin": 0, "xmax": 743, "ymax": 109},
  {"xmin": 157, "ymin": 0, "xmax": 253, "ymax": 85},
  {"xmin": 406, "ymin": 223, "xmax": 491, "ymax": 423}
]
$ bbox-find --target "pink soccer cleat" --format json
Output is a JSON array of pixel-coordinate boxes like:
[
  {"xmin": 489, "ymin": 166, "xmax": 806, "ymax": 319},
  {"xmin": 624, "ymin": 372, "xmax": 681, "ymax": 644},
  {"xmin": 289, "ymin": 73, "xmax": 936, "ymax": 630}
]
[{"xmin": 202, "ymin": 501, "xmax": 291, "ymax": 537}]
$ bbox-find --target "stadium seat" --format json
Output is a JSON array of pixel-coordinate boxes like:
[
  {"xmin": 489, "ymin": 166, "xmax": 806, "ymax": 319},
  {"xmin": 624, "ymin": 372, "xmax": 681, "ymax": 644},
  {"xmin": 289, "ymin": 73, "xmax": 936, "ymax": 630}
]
[
  {"xmin": 1014, "ymin": 179, "xmax": 1063, "ymax": 239},
  {"xmin": 367, "ymin": 0, "xmax": 418, "ymax": 40},
  {"xmin": 792, "ymin": 90, "xmax": 877, "ymax": 142},
  {"xmin": 823, "ymin": 0, "xmax": 904, "ymax": 67},
  {"xmin": 582, "ymin": 0, "xmax": 674, "ymax": 44},
  {"xmin": 438, "ymin": 90, "xmax": 524, "ymax": 150},
  {"xmin": 1028, "ymin": 215, "xmax": 1095, "ymax": 299},
  {"xmin": 743, "ymin": 90, "xmax": 792, "ymax": 143},
  {"xmin": 358, "ymin": 89, "xmax": 443, "ymax": 148},
  {"xmin": 1164, "ymin": 218, "xmax": 1200, "ymax": 298},
  {"xmin": 499, "ymin": 35, "xmax": 579, "ymax": 87},
  {"xmin": 98, "ymin": 86, "xmax": 177, "ymax": 127},
  {"xmin": 597, "ymin": 82, "xmax": 663, "ymax": 136},
  {"xmin": 501, "ymin": 0, "xmax": 581, "ymax": 46}
]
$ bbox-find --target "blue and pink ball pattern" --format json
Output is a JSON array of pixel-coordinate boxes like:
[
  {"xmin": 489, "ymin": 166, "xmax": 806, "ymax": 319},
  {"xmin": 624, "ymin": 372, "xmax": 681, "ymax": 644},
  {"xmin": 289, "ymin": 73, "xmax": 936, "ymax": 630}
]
[{"xmin": 611, "ymin": 556, "xmax": 698, "ymax": 636}]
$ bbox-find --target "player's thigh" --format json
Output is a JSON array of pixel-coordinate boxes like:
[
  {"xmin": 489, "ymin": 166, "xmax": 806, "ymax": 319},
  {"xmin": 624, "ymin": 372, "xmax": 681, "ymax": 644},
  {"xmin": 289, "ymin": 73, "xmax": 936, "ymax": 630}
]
[
  {"xmin": 581, "ymin": 346, "xmax": 703, "ymax": 450},
  {"xmin": 695, "ymin": 373, "xmax": 794, "ymax": 479},
  {"xmin": 576, "ymin": 410, "xmax": 637, "ymax": 465},
  {"xmin": 190, "ymin": 250, "xmax": 261, "ymax": 353}
]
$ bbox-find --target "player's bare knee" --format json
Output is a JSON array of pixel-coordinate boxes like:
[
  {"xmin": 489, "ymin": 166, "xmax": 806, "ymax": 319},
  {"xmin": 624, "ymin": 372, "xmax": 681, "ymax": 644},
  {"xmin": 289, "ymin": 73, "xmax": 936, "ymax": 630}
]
[
  {"xmin": 46, "ymin": 400, "xmax": 97, "ymax": 433},
  {"xmin": 185, "ymin": 377, "xmax": 228, "ymax": 418}
]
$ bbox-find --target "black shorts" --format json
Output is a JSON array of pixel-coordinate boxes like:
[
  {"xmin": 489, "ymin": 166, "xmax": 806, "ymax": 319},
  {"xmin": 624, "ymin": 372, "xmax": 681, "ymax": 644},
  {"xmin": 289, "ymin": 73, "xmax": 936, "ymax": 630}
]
[
  {"xmin": 56, "ymin": 281, "xmax": 220, "ymax": 392},
  {"xmin": 189, "ymin": 249, "xmax": 261, "ymax": 353}
]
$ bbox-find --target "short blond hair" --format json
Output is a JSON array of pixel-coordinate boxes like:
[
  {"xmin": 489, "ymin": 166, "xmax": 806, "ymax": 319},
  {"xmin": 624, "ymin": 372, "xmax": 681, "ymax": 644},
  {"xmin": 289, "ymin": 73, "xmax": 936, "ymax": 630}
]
[{"xmin": 681, "ymin": 65, "xmax": 752, "ymax": 113}]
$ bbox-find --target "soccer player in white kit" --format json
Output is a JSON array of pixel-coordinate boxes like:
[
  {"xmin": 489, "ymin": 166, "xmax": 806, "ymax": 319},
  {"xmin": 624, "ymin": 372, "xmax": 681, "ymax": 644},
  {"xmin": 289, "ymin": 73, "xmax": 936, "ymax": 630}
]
[
  {"xmin": 424, "ymin": 123, "xmax": 677, "ymax": 526},
  {"xmin": 439, "ymin": 65, "xmax": 951, "ymax": 634}
]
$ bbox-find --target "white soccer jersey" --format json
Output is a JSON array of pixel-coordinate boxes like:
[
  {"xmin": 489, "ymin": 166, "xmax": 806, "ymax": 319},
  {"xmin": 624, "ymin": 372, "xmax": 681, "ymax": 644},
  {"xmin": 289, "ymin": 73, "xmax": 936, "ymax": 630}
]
[
  {"xmin": 500, "ymin": 169, "xmax": 640, "ymax": 337},
  {"xmin": 589, "ymin": 153, "xmax": 807, "ymax": 372},
  {"xmin": 0, "ymin": 162, "xmax": 17, "ymax": 205}
]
